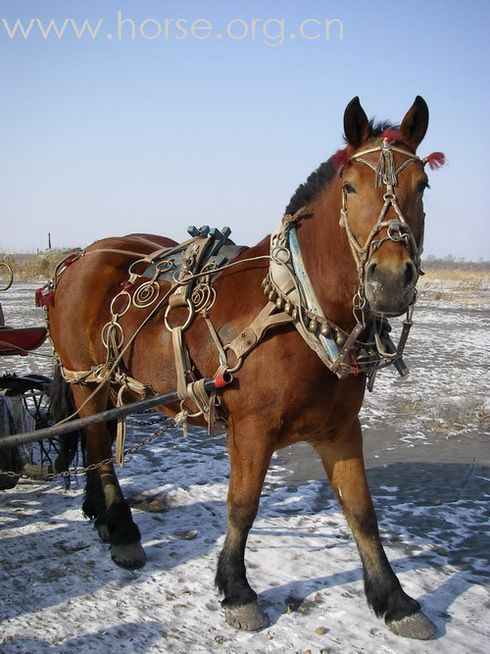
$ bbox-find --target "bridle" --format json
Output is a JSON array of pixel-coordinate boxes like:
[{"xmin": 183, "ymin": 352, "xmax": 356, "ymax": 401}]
[
  {"xmin": 266, "ymin": 137, "xmax": 441, "ymax": 382},
  {"xmin": 339, "ymin": 138, "xmax": 425, "ymax": 324}
]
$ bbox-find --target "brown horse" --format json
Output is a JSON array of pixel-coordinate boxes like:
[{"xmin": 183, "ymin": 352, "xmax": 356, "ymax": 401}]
[{"xmin": 47, "ymin": 97, "xmax": 443, "ymax": 639}]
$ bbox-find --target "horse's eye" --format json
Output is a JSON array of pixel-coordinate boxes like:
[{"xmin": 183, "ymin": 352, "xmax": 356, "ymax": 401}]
[
  {"xmin": 343, "ymin": 183, "xmax": 356, "ymax": 194},
  {"xmin": 418, "ymin": 181, "xmax": 430, "ymax": 194}
]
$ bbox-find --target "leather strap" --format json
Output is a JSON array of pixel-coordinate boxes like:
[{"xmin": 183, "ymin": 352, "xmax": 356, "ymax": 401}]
[{"xmin": 225, "ymin": 302, "xmax": 293, "ymax": 363}]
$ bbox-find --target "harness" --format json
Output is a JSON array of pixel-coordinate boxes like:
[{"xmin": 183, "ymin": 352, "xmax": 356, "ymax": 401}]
[
  {"xmin": 49, "ymin": 229, "xmax": 292, "ymax": 460},
  {"xmin": 45, "ymin": 137, "xmax": 442, "ymax": 459}
]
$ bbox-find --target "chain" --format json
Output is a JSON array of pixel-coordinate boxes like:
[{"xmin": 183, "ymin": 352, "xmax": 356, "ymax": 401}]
[
  {"xmin": 0, "ymin": 417, "xmax": 173, "ymax": 481},
  {"xmin": 129, "ymin": 409, "xmax": 168, "ymax": 428}
]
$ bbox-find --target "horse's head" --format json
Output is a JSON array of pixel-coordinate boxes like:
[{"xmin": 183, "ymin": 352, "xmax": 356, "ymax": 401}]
[{"xmin": 337, "ymin": 96, "xmax": 440, "ymax": 317}]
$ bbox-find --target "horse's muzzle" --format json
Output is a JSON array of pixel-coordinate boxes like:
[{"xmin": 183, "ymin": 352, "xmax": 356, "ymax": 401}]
[{"xmin": 364, "ymin": 260, "xmax": 418, "ymax": 317}]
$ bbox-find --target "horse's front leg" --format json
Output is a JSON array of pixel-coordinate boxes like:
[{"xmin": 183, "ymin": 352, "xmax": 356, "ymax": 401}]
[
  {"xmin": 313, "ymin": 418, "xmax": 436, "ymax": 640},
  {"xmin": 215, "ymin": 417, "xmax": 273, "ymax": 631}
]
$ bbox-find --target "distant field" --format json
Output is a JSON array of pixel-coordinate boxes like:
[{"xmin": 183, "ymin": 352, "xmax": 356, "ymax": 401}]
[
  {"xmin": 422, "ymin": 266, "xmax": 490, "ymax": 294},
  {"xmin": 0, "ymin": 252, "xmax": 67, "ymax": 282},
  {"xmin": 2, "ymin": 252, "xmax": 490, "ymax": 283},
  {"xmin": 423, "ymin": 267, "xmax": 490, "ymax": 283}
]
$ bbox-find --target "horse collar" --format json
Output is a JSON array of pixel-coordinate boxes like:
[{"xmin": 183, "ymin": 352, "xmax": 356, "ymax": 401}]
[{"xmin": 266, "ymin": 201, "xmax": 414, "ymax": 382}]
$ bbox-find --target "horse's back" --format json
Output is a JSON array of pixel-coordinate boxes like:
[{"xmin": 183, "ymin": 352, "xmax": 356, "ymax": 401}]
[
  {"xmin": 124, "ymin": 233, "xmax": 178, "ymax": 250},
  {"xmin": 48, "ymin": 233, "xmax": 176, "ymax": 366}
]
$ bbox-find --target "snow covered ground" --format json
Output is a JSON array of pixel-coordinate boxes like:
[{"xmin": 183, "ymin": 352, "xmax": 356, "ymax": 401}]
[{"xmin": 0, "ymin": 278, "xmax": 489, "ymax": 653}]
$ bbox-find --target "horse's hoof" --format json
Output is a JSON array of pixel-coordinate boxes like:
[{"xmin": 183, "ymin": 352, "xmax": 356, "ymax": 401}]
[
  {"xmin": 110, "ymin": 542, "xmax": 146, "ymax": 569},
  {"xmin": 224, "ymin": 601, "xmax": 269, "ymax": 631},
  {"xmin": 387, "ymin": 611, "xmax": 437, "ymax": 640}
]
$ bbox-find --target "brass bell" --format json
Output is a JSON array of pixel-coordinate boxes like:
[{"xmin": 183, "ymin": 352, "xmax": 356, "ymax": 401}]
[
  {"xmin": 308, "ymin": 319, "xmax": 319, "ymax": 334},
  {"xmin": 284, "ymin": 302, "xmax": 292, "ymax": 315},
  {"xmin": 291, "ymin": 308, "xmax": 298, "ymax": 320},
  {"xmin": 320, "ymin": 323, "xmax": 331, "ymax": 336},
  {"xmin": 268, "ymin": 289, "xmax": 278, "ymax": 303},
  {"xmin": 275, "ymin": 296, "xmax": 285, "ymax": 310},
  {"xmin": 335, "ymin": 331, "xmax": 346, "ymax": 346}
]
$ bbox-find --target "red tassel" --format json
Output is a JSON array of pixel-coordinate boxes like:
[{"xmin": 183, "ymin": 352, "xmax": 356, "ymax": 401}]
[
  {"xmin": 425, "ymin": 152, "xmax": 446, "ymax": 170},
  {"xmin": 332, "ymin": 148, "xmax": 350, "ymax": 170},
  {"xmin": 382, "ymin": 128, "xmax": 403, "ymax": 143},
  {"xmin": 35, "ymin": 288, "xmax": 43, "ymax": 307},
  {"xmin": 35, "ymin": 288, "xmax": 55, "ymax": 308}
]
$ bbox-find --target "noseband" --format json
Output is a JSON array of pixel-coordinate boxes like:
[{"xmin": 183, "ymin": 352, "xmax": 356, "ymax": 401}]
[{"xmin": 339, "ymin": 139, "xmax": 424, "ymax": 321}]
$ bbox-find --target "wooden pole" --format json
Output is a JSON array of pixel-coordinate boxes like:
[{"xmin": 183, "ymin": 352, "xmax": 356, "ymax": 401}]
[{"xmin": 0, "ymin": 375, "xmax": 231, "ymax": 449}]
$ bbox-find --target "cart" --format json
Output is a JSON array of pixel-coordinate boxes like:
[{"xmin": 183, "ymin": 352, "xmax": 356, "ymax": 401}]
[{"xmin": 0, "ymin": 262, "xmax": 54, "ymax": 487}]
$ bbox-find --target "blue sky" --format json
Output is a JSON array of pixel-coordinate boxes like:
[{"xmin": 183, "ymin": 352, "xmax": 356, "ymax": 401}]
[{"xmin": 1, "ymin": 0, "xmax": 489, "ymax": 259}]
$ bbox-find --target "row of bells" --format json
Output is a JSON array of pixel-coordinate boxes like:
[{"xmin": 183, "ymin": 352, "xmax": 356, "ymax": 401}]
[{"xmin": 262, "ymin": 277, "xmax": 346, "ymax": 346}]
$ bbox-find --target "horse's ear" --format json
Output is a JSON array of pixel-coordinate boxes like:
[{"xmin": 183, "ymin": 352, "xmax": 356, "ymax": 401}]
[
  {"xmin": 344, "ymin": 97, "xmax": 370, "ymax": 148},
  {"xmin": 400, "ymin": 96, "xmax": 429, "ymax": 150}
]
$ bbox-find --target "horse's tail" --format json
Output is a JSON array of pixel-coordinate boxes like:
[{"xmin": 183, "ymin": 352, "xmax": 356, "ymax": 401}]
[{"xmin": 51, "ymin": 365, "xmax": 85, "ymax": 484}]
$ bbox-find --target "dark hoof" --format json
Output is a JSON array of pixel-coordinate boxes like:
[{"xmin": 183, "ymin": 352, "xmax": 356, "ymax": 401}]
[
  {"xmin": 224, "ymin": 601, "xmax": 269, "ymax": 631},
  {"xmin": 95, "ymin": 522, "xmax": 110, "ymax": 543},
  {"xmin": 110, "ymin": 542, "xmax": 146, "ymax": 569},
  {"xmin": 388, "ymin": 611, "xmax": 437, "ymax": 640}
]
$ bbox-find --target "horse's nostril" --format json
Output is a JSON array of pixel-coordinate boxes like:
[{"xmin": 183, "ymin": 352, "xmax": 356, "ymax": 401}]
[
  {"xmin": 366, "ymin": 262, "xmax": 378, "ymax": 282},
  {"xmin": 404, "ymin": 261, "xmax": 417, "ymax": 286}
]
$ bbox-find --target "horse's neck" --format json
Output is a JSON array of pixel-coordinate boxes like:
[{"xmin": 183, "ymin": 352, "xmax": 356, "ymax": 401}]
[
  {"xmin": 213, "ymin": 194, "xmax": 357, "ymax": 333},
  {"xmin": 298, "ymin": 185, "xmax": 358, "ymax": 329}
]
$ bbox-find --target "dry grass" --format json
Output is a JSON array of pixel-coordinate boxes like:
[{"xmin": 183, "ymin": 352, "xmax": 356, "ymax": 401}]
[
  {"xmin": 0, "ymin": 252, "xmax": 66, "ymax": 282},
  {"xmin": 423, "ymin": 268, "xmax": 490, "ymax": 283},
  {"xmin": 421, "ymin": 268, "xmax": 490, "ymax": 294}
]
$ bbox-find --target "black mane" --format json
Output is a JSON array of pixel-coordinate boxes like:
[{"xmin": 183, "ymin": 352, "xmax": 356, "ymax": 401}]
[{"xmin": 285, "ymin": 120, "xmax": 398, "ymax": 216}]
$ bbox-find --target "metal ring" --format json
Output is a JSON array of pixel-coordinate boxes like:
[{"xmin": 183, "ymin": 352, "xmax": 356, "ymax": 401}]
[
  {"xmin": 155, "ymin": 259, "xmax": 175, "ymax": 274},
  {"xmin": 133, "ymin": 281, "xmax": 160, "ymax": 308},
  {"xmin": 164, "ymin": 298, "xmax": 194, "ymax": 332},
  {"xmin": 271, "ymin": 245, "xmax": 291, "ymax": 264},
  {"xmin": 110, "ymin": 291, "xmax": 132, "ymax": 317},
  {"xmin": 223, "ymin": 345, "xmax": 243, "ymax": 374},
  {"xmin": 0, "ymin": 262, "xmax": 14, "ymax": 292},
  {"xmin": 101, "ymin": 321, "xmax": 124, "ymax": 349},
  {"xmin": 128, "ymin": 258, "xmax": 150, "ymax": 277},
  {"xmin": 191, "ymin": 283, "xmax": 216, "ymax": 314}
]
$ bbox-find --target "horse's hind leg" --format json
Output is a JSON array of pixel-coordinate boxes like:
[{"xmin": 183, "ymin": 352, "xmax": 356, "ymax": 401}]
[
  {"xmin": 215, "ymin": 418, "xmax": 272, "ymax": 631},
  {"xmin": 71, "ymin": 386, "xmax": 146, "ymax": 569},
  {"xmin": 82, "ymin": 469, "xmax": 110, "ymax": 542},
  {"xmin": 313, "ymin": 418, "xmax": 436, "ymax": 640}
]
